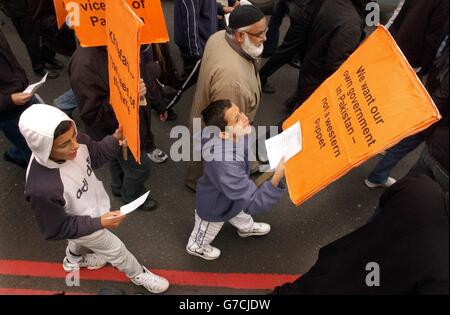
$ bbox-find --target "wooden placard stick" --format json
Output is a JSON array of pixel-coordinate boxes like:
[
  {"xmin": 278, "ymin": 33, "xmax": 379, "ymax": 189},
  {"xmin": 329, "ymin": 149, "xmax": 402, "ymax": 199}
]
[{"xmin": 122, "ymin": 142, "xmax": 128, "ymax": 161}]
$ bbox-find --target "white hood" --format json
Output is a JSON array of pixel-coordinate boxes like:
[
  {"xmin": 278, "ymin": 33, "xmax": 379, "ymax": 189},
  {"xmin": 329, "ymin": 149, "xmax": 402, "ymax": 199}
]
[{"xmin": 19, "ymin": 104, "xmax": 76, "ymax": 169}]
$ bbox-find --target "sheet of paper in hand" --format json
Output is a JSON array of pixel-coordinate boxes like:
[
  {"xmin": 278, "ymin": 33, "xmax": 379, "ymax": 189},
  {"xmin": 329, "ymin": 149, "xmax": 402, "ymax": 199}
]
[
  {"xmin": 23, "ymin": 73, "xmax": 48, "ymax": 94},
  {"xmin": 119, "ymin": 191, "xmax": 150, "ymax": 216},
  {"xmin": 265, "ymin": 122, "xmax": 302, "ymax": 170}
]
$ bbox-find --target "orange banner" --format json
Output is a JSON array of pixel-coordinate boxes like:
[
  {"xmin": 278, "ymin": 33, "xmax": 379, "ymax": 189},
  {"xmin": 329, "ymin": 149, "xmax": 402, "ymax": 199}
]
[
  {"xmin": 53, "ymin": 0, "xmax": 67, "ymax": 27},
  {"xmin": 107, "ymin": 0, "xmax": 143, "ymax": 163},
  {"xmin": 283, "ymin": 26, "xmax": 441, "ymax": 206},
  {"xmin": 62, "ymin": 0, "xmax": 169, "ymax": 47}
]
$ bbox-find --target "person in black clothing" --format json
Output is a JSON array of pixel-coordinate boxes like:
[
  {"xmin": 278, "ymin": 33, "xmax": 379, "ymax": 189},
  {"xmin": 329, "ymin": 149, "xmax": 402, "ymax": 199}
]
[
  {"xmin": 407, "ymin": 32, "xmax": 449, "ymax": 193},
  {"xmin": 387, "ymin": 0, "xmax": 449, "ymax": 77},
  {"xmin": 0, "ymin": 28, "xmax": 35, "ymax": 168},
  {"xmin": 140, "ymin": 44, "xmax": 171, "ymax": 163},
  {"xmin": 291, "ymin": 0, "xmax": 372, "ymax": 110},
  {"xmin": 261, "ymin": 0, "xmax": 289, "ymax": 59},
  {"xmin": 273, "ymin": 175, "xmax": 449, "ymax": 295},
  {"xmin": 69, "ymin": 46, "xmax": 159, "ymax": 211},
  {"xmin": 260, "ymin": 0, "xmax": 324, "ymax": 94},
  {"xmin": 1, "ymin": 0, "xmax": 63, "ymax": 79}
]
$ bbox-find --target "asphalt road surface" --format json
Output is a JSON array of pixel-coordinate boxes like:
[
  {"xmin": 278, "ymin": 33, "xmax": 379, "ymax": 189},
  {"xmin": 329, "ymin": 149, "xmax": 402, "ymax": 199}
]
[{"xmin": 0, "ymin": 1, "xmax": 420, "ymax": 295}]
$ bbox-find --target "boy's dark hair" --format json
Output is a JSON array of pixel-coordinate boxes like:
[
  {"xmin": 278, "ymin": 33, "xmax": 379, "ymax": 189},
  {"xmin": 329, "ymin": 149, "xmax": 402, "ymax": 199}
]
[
  {"xmin": 201, "ymin": 100, "xmax": 233, "ymax": 132},
  {"xmin": 54, "ymin": 121, "xmax": 73, "ymax": 139}
]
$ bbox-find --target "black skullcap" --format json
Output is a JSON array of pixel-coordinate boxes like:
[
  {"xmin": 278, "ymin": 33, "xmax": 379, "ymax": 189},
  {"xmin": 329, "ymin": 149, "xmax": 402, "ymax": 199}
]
[{"xmin": 228, "ymin": 5, "xmax": 265, "ymax": 30}]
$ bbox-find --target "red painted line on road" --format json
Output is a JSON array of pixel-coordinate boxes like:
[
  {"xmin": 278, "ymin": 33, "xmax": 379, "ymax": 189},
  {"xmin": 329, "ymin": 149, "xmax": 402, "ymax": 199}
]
[
  {"xmin": 0, "ymin": 287, "xmax": 92, "ymax": 295},
  {"xmin": 0, "ymin": 259, "xmax": 300, "ymax": 290}
]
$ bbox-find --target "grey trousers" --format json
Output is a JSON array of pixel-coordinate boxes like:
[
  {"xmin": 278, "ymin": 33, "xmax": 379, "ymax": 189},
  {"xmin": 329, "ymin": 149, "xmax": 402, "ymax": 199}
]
[{"xmin": 67, "ymin": 229, "xmax": 143, "ymax": 278}]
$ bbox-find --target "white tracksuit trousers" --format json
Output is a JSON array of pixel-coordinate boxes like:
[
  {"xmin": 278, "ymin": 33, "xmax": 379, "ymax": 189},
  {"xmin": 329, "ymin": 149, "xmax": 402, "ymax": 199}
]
[
  {"xmin": 66, "ymin": 229, "xmax": 143, "ymax": 278},
  {"xmin": 187, "ymin": 210, "xmax": 255, "ymax": 252}
]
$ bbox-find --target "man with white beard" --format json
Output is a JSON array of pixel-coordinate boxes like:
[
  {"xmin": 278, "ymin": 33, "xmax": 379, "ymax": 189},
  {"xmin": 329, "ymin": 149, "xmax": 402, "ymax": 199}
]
[{"xmin": 185, "ymin": 5, "xmax": 267, "ymax": 191}]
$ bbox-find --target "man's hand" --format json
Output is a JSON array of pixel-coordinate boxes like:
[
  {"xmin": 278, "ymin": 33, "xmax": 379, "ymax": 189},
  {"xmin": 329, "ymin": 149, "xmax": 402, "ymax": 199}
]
[
  {"xmin": 113, "ymin": 126, "xmax": 127, "ymax": 147},
  {"xmin": 139, "ymin": 78, "xmax": 147, "ymax": 99},
  {"xmin": 11, "ymin": 93, "xmax": 33, "ymax": 105},
  {"xmin": 159, "ymin": 111, "xmax": 168, "ymax": 122},
  {"xmin": 223, "ymin": 6, "xmax": 234, "ymax": 14},
  {"xmin": 113, "ymin": 126, "xmax": 124, "ymax": 141},
  {"xmin": 100, "ymin": 211, "xmax": 126, "ymax": 229},
  {"xmin": 271, "ymin": 158, "xmax": 286, "ymax": 187},
  {"xmin": 139, "ymin": 79, "xmax": 148, "ymax": 107}
]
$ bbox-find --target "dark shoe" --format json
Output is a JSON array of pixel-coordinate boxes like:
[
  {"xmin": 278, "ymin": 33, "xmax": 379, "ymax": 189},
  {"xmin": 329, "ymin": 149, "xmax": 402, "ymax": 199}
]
[
  {"xmin": 289, "ymin": 58, "xmax": 301, "ymax": 69},
  {"xmin": 3, "ymin": 152, "xmax": 27, "ymax": 169},
  {"xmin": 262, "ymin": 82, "xmax": 276, "ymax": 94},
  {"xmin": 34, "ymin": 68, "xmax": 59, "ymax": 79},
  {"xmin": 138, "ymin": 196, "xmax": 158, "ymax": 212},
  {"xmin": 44, "ymin": 58, "xmax": 64, "ymax": 70}
]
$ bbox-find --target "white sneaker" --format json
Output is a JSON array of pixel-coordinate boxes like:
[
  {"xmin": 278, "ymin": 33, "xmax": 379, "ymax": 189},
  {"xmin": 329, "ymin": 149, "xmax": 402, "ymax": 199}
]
[
  {"xmin": 186, "ymin": 244, "xmax": 221, "ymax": 260},
  {"xmin": 63, "ymin": 254, "xmax": 107, "ymax": 272},
  {"xmin": 131, "ymin": 267, "xmax": 170, "ymax": 294},
  {"xmin": 147, "ymin": 148, "xmax": 168, "ymax": 164},
  {"xmin": 364, "ymin": 177, "xmax": 397, "ymax": 189},
  {"xmin": 237, "ymin": 222, "xmax": 271, "ymax": 238}
]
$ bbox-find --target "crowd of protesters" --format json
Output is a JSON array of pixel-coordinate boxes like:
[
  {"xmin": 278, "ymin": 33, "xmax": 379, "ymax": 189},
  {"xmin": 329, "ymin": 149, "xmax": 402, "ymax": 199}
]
[{"xmin": 0, "ymin": 0, "xmax": 448, "ymax": 295}]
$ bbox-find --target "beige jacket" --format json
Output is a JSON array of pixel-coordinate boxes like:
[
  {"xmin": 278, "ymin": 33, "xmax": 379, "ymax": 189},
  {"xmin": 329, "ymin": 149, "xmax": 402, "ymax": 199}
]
[{"xmin": 189, "ymin": 30, "xmax": 262, "ymax": 128}]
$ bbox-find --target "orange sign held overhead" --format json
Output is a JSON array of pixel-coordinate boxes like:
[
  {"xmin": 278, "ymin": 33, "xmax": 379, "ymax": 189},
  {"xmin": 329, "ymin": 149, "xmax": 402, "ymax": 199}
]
[
  {"xmin": 52, "ymin": 0, "xmax": 67, "ymax": 28},
  {"xmin": 61, "ymin": 0, "xmax": 169, "ymax": 47},
  {"xmin": 131, "ymin": 0, "xmax": 169, "ymax": 45},
  {"xmin": 283, "ymin": 26, "xmax": 441, "ymax": 206},
  {"xmin": 107, "ymin": 0, "xmax": 143, "ymax": 163}
]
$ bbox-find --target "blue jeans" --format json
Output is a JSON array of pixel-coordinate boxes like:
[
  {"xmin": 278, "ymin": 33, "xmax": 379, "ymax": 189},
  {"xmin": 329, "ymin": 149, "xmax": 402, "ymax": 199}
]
[
  {"xmin": 262, "ymin": 0, "xmax": 288, "ymax": 57},
  {"xmin": 109, "ymin": 150, "xmax": 151, "ymax": 203},
  {"xmin": 368, "ymin": 134, "xmax": 424, "ymax": 184},
  {"xmin": 54, "ymin": 89, "xmax": 77, "ymax": 117},
  {"xmin": 407, "ymin": 147, "xmax": 449, "ymax": 192}
]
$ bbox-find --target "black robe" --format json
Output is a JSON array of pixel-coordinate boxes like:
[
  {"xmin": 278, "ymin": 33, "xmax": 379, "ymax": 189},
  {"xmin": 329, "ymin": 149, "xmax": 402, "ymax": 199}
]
[{"xmin": 274, "ymin": 175, "xmax": 449, "ymax": 295}]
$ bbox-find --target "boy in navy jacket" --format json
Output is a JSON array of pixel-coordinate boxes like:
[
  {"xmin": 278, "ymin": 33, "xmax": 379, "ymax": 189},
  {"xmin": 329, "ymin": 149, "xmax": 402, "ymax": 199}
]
[{"xmin": 187, "ymin": 100, "xmax": 286, "ymax": 260}]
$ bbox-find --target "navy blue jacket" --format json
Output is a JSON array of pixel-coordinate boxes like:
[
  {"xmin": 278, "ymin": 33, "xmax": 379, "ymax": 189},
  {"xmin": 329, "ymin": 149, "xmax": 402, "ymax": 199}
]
[
  {"xmin": 196, "ymin": 134, "xmax": 286, "ymax": 222},
  {"xmin": 174, "ymin": 0, "xmax": 218, "ymax": 58}
]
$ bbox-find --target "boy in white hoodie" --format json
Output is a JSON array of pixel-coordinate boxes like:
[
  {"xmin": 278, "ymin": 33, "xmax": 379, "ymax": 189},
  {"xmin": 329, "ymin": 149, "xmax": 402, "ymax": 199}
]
[{"xmin": 19, "ymin": 104, "xmax": 169, "ymax": 294}]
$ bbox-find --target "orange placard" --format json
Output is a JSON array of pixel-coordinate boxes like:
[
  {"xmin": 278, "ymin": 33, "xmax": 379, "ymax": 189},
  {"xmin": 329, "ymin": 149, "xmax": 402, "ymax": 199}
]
[
  {"xmin": 53, "ymin": 0, "xmax": 67, "ymax": 28},
  {"xmin": 283, "ymin": 26, "xmax": 441, "ymax": 206},
  {"xmin": 62, "ymin": 0, "xmax": 169, "ymax": 47},
  {"xmin": 107, "ymin": 0, "xmax": 143, "ymax": 163}
]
